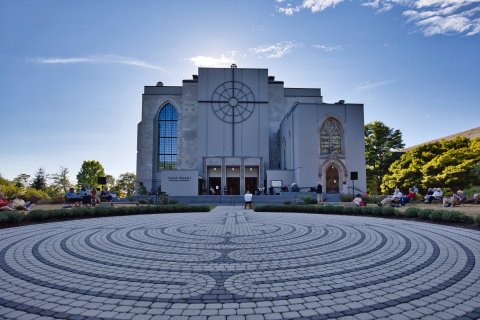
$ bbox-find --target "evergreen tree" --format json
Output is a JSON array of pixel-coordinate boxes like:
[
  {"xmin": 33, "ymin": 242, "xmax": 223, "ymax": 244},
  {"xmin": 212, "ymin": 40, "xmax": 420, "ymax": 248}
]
[
  {"xmin": 31, "ymin": 168, "xmax": 47, "ymax": 190},
  {"xmin": 364, "ymin": 121, "xmax": 404, "ymax": 194}
]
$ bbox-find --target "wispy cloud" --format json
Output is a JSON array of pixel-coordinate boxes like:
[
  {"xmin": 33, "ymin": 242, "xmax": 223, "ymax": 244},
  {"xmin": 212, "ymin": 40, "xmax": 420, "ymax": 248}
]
[
  {"xmin": 249, "ymin": 41, "xmax": 302, "ymax": 58},
  {"xmin": 278, "ymin": 0, "xmax": 347, "ymax": 15},
  {"xmin": 355, "ymin": 80, "xmax": 394, "ymax": 91},
  {"xmin": 187, "ymin": 52, "xmax": 236, "ymax": 67},
  {"xmin": 277, "ymin": 0, "xmax": 480, "ymax": 36},
  {"xmin": 312, "ymin": 43, "xmax": 346, "ymax": 52},
  {"xmin": 27, "ymin": 54, "xmax": 170, "ymax": 74}
]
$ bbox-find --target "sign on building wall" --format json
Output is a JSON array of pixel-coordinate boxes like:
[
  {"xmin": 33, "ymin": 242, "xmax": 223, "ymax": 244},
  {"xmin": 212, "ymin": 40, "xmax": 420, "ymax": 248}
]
[{"xmin": 160, "ymin": 171, "xmax": 198, "ymax": 196}]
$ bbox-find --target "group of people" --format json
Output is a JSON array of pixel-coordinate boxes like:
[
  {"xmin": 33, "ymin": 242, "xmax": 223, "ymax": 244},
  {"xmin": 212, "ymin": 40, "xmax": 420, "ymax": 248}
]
[
  {"xmin": 378, "ymin": 187, "xmax": 417, "ymax": 207},
  {"xmin": 65, "ymin": 186, "xmax": 113, "ymax": 207},
  {"xmin": 0, "ymin": 187, "xmax": 35, "ymax": 211},
  {"xmin": 377, "ymin": 186, "xmax": 479, "ymax": 208}
]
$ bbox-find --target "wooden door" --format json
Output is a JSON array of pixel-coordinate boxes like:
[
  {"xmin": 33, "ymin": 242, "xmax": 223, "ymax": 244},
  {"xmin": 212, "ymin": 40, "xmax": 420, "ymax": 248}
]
[
  {"xmin": 245, "ymin": 177, "xmax": 258, "ymax": 194},
  {"xmin": 227, "ymin": 178, "xmax": 240, "ymax": 195},
  {"xmin": 326, "ymin": 166, "xmax": 339, "ymax": 193}
]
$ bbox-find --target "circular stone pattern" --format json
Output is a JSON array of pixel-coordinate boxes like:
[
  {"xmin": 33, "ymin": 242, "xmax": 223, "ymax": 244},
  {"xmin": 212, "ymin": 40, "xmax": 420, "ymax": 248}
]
[{"xmin": 1, "ymin": 208, "xmax": 480, "ymax": 319}]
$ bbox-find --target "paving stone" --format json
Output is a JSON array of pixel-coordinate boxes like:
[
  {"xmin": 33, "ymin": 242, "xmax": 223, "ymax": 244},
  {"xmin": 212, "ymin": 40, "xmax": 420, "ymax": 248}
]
[{"xmin": 0, "ymin": 207, "xmax": 479, "ymax": 320}]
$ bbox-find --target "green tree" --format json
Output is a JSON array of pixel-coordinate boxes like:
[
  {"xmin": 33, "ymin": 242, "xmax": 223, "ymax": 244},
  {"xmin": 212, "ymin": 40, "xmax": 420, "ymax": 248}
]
[
  {"xmin": 50, "ymin": 166, "xmax": 72, "ymax": 194},
  {"xmin": 31, "ymin": 167, "xmax": 47, "ymax": 190},
  {"xmin": 382, "ymin": 137, "xmax": 480, "ymax": 193},
  {"xmin": 76, "ymin": 160, "xmax": 105, "ymax": 189},
  {"xmin": 364, "ymin": 121, "xmax": 404, "ymax": 194},
  {"xmin": 471, "ymin": 162, "xmax": 480, "ymax": 184},
  {"xmin": 106, "ymin": 174, "xmax": 116, "ymax": 190},
  {"xmin": 113, "ymin": 172, "xmax": 136, "ymax": 197},
  {"xmin": 13, "ymin": 173, "xmax": 30, "ymax": 188},
  {"xmin": 421, "ymin": 138, "xmax": 480, "ymax": 191}
]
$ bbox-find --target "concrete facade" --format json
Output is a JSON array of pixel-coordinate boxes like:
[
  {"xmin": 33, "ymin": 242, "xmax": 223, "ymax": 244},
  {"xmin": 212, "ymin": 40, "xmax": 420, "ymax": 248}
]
[{"xmin": 137, "ymin": 66, "xmax": 366, "ymax": 196}]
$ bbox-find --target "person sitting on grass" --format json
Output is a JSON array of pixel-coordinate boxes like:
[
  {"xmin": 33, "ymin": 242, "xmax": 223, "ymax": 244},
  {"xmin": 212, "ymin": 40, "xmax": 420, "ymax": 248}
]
[
  {"xmin": 443, "ymin": 190, "xmax": 466, "ymax": 207},
  {"xmin": 352, "ymin": 194, "xmax": 366, "ymax": 206},
  {"xmin": 466, "ymin": 193, "xmax": 480, "ymax": 204},
  {"xmin": 400, "ymin": 188, "xmax": 417, "ymax": 206},
  {"xmin": 0, "ymin": 198, "xmax": 35, "ymax": 211},
  {"xmin": 426, "ymin": 188, "xmax": 443, "ymax": 204},
  {"xmin": 378, "ymin": 188, "xmax": 403, "ymax": 207},
  {"xmin": 0, "ymin": 188, "xmax": 8, "ymax": 208}
]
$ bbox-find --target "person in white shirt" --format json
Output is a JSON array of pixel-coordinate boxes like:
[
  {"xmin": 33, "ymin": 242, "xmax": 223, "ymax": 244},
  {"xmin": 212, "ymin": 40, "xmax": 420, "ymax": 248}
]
[
  {"xmin": 244, "ymin": 191, "xmax": 253, "ymax": 209},
  {"xmin": 426, "ymin": 188, "xmax": 443, "ymax": 204},
  {"xmin": 379, "ymin": 188, "xmax": 403, "ymax": 206}
]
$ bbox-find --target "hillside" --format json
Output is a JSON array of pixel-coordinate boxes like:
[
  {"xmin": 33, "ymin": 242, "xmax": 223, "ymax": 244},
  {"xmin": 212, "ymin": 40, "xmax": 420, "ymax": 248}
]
[{"xmin": 401, "ymin": 127, "xmax": 480, "ymax": 152}]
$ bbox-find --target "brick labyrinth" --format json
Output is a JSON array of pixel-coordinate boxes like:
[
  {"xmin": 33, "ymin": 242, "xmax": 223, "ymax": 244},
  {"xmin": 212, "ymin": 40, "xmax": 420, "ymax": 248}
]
[{"xmin": 1, "ymin": 207, "xmax": 480, "ymax": 319}]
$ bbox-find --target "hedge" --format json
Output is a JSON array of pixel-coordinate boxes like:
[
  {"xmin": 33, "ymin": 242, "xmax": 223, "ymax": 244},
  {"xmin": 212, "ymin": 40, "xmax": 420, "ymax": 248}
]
[
  {"xmin": 0, "ymin": 204, "xmax": 211, "ymax": 228},
  {"xmin": 255, "ymin": 204, "xmax": 478, "ymax": 227}
]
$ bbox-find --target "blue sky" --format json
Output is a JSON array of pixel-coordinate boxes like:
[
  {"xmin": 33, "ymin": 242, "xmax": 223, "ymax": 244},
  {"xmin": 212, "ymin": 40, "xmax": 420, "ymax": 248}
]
[{"xmin": 1, "ymin": 0, "xmax": 479, "ymax": 181}]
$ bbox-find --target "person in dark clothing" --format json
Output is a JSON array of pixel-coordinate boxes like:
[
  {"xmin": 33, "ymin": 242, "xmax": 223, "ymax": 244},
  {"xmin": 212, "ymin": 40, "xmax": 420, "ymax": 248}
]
[{"xmin": 316, "ymin": 182, "xmax": 323, "ymax": 204}]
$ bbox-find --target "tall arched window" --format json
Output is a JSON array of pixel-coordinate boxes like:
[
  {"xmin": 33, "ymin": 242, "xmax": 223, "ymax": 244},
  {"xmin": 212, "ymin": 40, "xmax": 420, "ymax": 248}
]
[
  {"xmin": 158, "ymin": 103, "xmax": 178, "ymax": 170},
  {"xmin": 320, "ymin": 118, "xmax": 343, "ymax": 155}
]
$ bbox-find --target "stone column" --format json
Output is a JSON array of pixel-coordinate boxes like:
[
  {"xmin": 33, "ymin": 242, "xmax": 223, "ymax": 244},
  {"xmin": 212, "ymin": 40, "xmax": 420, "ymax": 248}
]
[
  {"xmin": 221, "ymin": 158, "xmax": 226, "ymax": 195},
  {"xmin": 240, "ymin": 158, "xmax": 245, "ymax": 194}
]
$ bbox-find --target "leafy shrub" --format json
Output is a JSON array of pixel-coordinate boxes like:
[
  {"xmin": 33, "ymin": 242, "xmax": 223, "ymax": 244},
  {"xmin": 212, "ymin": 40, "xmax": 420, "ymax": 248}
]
[
  {"xmin": 381, "ymin": 207, "xmax": 396, "ymax": 217},
  {"xmin": 428, "ymin": 210, "xmax": 443, "ymax": 221},
  {"xmin": 301, "ymin": 196, "xmax": 317, "ymax": 205},
  {"xmin": 440, "ymin": 210, "xmax": 471, "ymax": 223},
  {"xmin": 341, "ymin": 194, "xmax": 354, "ymax": 202},
  {"xmin": 252, "ymin": 205, "xmax": 477, "ymax": 228},
  {"xmin": 1, "ymin": 183, "xmax": 22, "ymax": 199},
  {"xmin": 365, "ymin": 195, "xmax": 386, "ymax": 204},
  {"xmin": 404, "ymin": 208, "xmax": 419, "ymax": 218},
  {"xmin": 371, "ymin": 207, "xmax": 384, "ymax": 216},
  {"xmin": 418, "ymin": 209, "xmax": 434, "ymax": 220},
  {"xmin": 342, "ymin": 206, "xmax": 355, "ymax": 214},
  {"xmin": 0, "ymin": 211, "xmax": 26, "ymax": 224},
  {"xmin": 24, "ymin": 188, "xmax": 51, "ymax": 201},
  {"xmin": 0, "ymin": 204, "xmax": 210, "ymax": 227}
]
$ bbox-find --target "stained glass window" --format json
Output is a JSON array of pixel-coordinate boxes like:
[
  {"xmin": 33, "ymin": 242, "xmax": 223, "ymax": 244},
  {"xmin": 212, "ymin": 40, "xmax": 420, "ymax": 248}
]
[
  {"xmin": 320, "ymin": 118, "xmax": 343, "ymax": 155},
  {"xmin": 158, "ymin": 104, "xmax": 178, "ymax": 170}
]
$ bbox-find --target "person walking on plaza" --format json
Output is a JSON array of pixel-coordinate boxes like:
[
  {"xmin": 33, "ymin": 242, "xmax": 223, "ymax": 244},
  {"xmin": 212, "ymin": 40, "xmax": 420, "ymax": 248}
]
[
  {"xmin": 316, "ymin": 182, "xmax": 323, "ymax": 204},
  {"xmin": 244, "ymin": 190, "xmax": 253, "ymax": 209}
]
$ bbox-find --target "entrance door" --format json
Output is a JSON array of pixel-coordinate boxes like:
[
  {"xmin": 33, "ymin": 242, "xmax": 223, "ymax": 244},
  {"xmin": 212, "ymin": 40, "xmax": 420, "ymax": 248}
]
[
  {"xmin": 245, "ymin": 177, "xmax": 258, "ymax": 194},
  {"xmin": 209, "ymin": 177, "xmax": 221, "ymax": 195},
  {"xmin": 326, "ymin": 166, "xmax": 339, "ymax": 193},
  {"xmin": 227, "ymin": 178, "xmax": 240, "ymax": 195}
]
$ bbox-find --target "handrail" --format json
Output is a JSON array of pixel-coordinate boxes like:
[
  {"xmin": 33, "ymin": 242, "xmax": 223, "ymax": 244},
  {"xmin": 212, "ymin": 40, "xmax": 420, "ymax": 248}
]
[{"xmin": 348, "ymin": 186, "xmax": 367, "ymax": 194}]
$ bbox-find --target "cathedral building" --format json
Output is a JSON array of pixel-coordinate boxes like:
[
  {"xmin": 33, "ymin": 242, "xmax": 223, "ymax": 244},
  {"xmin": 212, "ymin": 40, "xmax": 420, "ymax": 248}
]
[{"xmin": 136, "ymin": 65, "xmax": 366, "ymax": 196}]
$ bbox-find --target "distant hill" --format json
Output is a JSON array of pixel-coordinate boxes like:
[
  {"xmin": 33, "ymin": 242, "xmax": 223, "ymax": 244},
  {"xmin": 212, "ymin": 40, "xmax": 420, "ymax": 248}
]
[{"xmin": 401, "ymin": 127, "xmax": 480, "ymax": 152}]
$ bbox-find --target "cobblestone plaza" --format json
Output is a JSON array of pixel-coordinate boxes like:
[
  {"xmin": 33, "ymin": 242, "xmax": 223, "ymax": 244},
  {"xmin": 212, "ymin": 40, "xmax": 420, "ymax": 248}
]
[{"xmin": 1, "ymin": 207, "xmax": 480, "ymax": 319}]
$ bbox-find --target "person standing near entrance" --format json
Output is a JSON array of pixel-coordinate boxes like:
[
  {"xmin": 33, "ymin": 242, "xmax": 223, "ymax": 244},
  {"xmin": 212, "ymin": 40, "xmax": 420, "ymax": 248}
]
[{"xmin": 316, "ymin": 182, "xmax": 323, "ymax": 204}]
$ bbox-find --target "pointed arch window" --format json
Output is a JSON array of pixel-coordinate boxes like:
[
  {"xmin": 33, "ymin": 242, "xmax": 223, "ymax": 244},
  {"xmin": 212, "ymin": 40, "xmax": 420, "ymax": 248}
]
[
  {"xmin": 320, "ymin": 118, "xmax": 343, "ymax": 155},
  {"xmin": 158, "ymin": 103, "xmax": 178, "ymax": 170}
]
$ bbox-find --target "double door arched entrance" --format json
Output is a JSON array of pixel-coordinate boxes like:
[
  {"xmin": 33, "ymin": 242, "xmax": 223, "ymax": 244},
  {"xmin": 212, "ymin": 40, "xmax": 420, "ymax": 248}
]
[{"xmin": 326, "ymin": 165, "xmax": 339, "ymax": 193}]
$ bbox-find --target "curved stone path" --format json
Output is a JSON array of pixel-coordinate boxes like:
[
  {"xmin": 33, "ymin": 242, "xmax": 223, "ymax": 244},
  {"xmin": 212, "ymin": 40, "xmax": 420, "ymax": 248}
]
[{"xmin": 1, "ymin": 206, "xmax": 480, "ymax": 319}]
